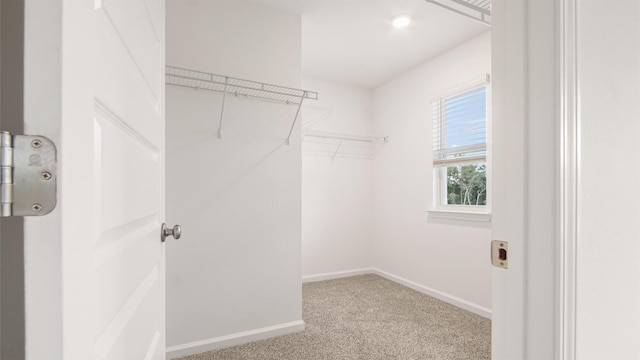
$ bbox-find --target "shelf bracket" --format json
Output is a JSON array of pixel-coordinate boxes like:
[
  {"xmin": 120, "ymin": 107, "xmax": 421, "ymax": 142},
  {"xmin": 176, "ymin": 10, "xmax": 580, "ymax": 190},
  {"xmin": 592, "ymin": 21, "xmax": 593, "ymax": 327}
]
[
  {"xmin": 217, "ymin": 76, "xmax": 229, "ymax": 139},
  {"xmin": 285, "ymin": 94, "xmax": 305, "ymax": 145},
  {"xmin": 331, "ymin": 139, "xmax": 343, "ymax": 162}
]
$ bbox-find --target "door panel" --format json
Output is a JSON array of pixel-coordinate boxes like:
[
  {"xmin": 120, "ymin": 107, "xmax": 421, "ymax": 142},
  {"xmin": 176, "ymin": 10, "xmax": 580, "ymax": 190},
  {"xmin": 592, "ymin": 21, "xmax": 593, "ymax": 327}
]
[
  {"xmin": 95, "ymin": 14, "xmax": 162, "ymax": 146},
  {"xmin": 94, "ymin": 229, "xmax": 159, "ymax": 337},
  {"xmin": 96, "ymin": 0, "xmax": 162, "ymax": 92},
  {"xmin": 144, "ymin": 0, "xmax": 165, "ymax": 38},
  {"xmin": 94, "ymin": 274, "xmax": 161, "ymax": 359},
  {"xmin": 91, "ymin": 1, "xmax": 166, "ymax": 359},
  {"xmin": 95, "ymin": 109, "xmax": 160, "ymax": 232},
  {"xmin": 95, "ymin": 1, "xmax": 162, "ymax": 141}
]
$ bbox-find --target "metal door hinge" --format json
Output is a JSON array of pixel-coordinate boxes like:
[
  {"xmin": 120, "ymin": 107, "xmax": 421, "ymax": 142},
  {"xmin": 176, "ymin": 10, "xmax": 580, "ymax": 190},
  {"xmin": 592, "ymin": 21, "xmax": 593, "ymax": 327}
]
[
  {"xmin": 491, "ymin": 240, "xmax": 508, "ymax": 269},
  {"xmin": 0, "ymin": 131, "xmax": 57, "ymax": 217}
]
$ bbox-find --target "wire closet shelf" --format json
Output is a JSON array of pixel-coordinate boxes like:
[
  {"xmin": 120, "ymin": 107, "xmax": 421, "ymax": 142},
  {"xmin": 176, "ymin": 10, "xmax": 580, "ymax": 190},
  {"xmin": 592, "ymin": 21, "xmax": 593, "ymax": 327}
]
[
  {"xmin": 304, "ymin": 130, "xmax": 388, "ymax": 144},
  {"xmin": 166, "ymin": 65, "xmax": 319, "ymax": 144},
  {"xmin": 425, "ymin": 0, "xmax": 491, "ymax": 26},
  {"xmin": 303, "ymin": 130, "xmax": 388, "ymax": 161}
]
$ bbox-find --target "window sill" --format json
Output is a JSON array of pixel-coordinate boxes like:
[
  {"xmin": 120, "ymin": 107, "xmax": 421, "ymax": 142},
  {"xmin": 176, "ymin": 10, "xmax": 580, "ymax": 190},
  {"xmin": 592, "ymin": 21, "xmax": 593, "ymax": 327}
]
[{"xmin": 427, "ymin": 210, "xmax": 492, "ymax": 222}]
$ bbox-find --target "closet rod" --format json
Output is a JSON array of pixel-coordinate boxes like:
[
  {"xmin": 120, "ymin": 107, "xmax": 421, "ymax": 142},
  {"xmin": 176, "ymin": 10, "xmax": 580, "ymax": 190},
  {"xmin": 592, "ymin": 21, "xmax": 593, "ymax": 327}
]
[{"xmin": 304, "ymin": 130, "xmax": 389, "ymax": 143}]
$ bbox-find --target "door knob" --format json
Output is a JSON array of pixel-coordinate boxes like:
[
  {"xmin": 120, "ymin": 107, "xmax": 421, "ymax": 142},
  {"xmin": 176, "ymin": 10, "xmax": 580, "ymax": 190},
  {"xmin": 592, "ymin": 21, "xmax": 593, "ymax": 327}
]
[{"xmin": 161, "ymin": 223, "xmax": 182, "ymax": 242}]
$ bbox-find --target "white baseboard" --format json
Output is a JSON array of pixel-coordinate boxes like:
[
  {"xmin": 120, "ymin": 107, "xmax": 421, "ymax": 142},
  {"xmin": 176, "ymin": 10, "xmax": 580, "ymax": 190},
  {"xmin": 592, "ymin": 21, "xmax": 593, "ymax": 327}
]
[
  {"xmin": 166, "ymin": 320, "xmax": 305, "ymax": 359},
  {"xmin": 302, "ymin": 268, "xmax": 374, "ymax": 283},
  {"xmin": 371, "ymin": 268, "xmax": 492, "ymax": 319}
]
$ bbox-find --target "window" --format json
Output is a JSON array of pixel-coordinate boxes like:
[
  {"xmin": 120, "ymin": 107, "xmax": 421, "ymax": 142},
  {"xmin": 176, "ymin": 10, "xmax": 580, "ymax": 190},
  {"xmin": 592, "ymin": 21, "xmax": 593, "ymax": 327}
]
[{"xmin": 432, "ymin": 81, "xmax": 488, "ymax": 212}]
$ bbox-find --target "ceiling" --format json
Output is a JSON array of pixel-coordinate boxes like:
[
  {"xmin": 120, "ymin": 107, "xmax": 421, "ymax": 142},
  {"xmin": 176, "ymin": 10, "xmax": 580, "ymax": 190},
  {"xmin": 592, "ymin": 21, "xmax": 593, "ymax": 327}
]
[{"xmin": 252, "ymin": 0, "xmax": 489, "ymax": 88}]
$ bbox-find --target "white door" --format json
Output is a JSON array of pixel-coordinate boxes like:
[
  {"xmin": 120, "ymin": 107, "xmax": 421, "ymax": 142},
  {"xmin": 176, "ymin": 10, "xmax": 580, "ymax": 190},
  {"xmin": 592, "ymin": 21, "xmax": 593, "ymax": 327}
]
[{"xmin": 23, "ymin": 1, "xmax": 167, "ymax": 359}]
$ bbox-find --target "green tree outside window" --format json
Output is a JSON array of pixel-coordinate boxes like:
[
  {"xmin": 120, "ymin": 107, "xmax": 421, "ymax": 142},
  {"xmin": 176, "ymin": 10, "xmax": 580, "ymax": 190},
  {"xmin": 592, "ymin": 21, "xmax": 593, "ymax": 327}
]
[{"xmin": 446, "ymin": 163, "xmax": 486, "ymax": 205}]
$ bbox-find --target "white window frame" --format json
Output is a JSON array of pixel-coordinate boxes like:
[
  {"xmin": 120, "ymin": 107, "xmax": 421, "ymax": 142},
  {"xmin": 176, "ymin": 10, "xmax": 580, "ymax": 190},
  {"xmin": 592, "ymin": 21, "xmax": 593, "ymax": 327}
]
[{"xmin": 428, "ymin": 75, "xmax": 492, "ymax": 222}]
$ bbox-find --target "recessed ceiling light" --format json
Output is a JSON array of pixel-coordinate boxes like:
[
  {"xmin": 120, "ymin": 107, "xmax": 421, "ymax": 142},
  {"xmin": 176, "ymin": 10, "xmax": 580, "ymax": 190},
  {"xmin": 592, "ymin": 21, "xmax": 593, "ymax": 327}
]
[{"xmin": 392, "ymin": 15, "xmax": 411, "ymax": 28}]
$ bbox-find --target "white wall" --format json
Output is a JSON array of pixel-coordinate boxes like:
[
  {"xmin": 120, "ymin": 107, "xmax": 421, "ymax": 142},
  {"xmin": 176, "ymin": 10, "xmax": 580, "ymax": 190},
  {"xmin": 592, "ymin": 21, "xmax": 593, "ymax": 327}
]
[
  {"xmin": 372, "ymin": 31, "xmax": 492, "ymax": 315},
  {"xmin": 301, "ymin": 77, "xmax": 373, "ymax": 279},
  {"xmin": 576, "ymin": 1, "xmax": 640, "ymax": 358},
  {"xmin": 165, "ymin": 0, "xmax": 303, "ymax": 356}
]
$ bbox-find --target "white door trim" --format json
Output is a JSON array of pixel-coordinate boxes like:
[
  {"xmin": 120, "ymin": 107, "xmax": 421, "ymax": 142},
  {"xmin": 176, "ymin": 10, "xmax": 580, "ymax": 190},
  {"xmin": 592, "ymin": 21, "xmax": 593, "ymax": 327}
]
[
  {"xmin": 559, "ymin": 0, "xmax": 578, "ymax": 358},
  {"xmin": 491, "ymin": 0, "xmax": 527, "ymax": 357},
  {"xmin": 493, "ymin": 0, "xmax": 570, "ymax": 358},
  {"xmin": 23, "ymin": 0, "xmax": 64, "ymax": 357}
]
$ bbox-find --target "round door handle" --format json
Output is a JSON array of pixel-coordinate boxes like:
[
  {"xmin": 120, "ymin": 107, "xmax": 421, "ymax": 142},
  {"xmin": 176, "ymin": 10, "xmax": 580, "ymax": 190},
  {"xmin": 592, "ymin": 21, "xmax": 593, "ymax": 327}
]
[{"xmin": 161, "ymin": 223, "xmax": 182, "ymax": 242}]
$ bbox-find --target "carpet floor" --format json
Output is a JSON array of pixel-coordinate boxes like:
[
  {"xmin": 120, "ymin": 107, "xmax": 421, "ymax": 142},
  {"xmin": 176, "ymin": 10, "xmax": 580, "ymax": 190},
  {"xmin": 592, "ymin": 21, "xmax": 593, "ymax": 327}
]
[{"xmin": 179, "ymin": 274, "xmax": 491, "ymax": 360}]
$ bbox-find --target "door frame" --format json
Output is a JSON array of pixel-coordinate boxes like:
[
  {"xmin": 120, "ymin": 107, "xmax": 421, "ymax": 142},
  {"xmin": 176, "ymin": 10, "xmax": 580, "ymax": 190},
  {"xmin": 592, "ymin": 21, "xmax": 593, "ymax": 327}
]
[
  {"xmin": 23, "ymin": 0, "xmax": 64, "ymax": 358},
  {"xmin": 559, "ymin": 0, "xmax": 578, "ymax": 358},
  {"xmin": 490, "ymin": 0, "xmax": 527, "ymax": 357},
  {"xmin": 16, "ymin": 0, "xmax": 575, "ymax": 358},
  {"xmin": 492, "ymin": 0, "xmax": 572, "ymax": 359}
]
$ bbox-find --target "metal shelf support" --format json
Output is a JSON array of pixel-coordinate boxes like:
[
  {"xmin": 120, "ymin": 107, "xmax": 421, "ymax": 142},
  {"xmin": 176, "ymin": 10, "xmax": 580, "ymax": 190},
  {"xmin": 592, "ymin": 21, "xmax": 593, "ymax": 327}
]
[
  {"xmin": 331, "ymin": 140, "xmax": 343, "ymax": 162},
  {"xmin": 286, "ymin": 96, "xmax": 305, "ymax": 146},
  {"xmin": 217, "ymin": 77, "xmax": 228, "ymax": 139}
]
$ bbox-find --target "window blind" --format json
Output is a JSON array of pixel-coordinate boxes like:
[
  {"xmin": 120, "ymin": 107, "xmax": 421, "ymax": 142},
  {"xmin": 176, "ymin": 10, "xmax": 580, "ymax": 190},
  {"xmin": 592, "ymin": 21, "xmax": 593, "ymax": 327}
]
[{"xmin": 432, "ymin": 85, "xmax": 487, "ymax": 167}]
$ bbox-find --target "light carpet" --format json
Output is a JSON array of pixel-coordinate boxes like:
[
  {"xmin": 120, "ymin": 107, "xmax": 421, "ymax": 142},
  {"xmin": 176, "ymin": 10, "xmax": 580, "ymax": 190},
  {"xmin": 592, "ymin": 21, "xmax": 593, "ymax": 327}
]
[{"xmin": 179, "ymin": 274, "xmax": 491, "ymax": 360}]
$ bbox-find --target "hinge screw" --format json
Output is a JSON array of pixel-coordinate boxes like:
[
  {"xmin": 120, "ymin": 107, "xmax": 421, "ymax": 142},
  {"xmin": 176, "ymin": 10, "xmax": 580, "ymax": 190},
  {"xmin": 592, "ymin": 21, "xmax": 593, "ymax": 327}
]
[
  {"xmin": 31, "ymin": 139, "xmax": 42, "ymax": 148},
  {"xmin": 31, "ymin": 203, "xmax": 42, "ymax": 212},
  {"xmin": 41, "ymin": 172, "xmax": 52, "ymax": 181}
]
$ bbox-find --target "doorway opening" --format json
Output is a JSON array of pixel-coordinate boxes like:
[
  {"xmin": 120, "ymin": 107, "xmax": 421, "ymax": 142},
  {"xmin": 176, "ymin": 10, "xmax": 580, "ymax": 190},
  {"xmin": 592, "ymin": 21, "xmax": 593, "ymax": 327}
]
[{"xmin": 165, "ymin": 0, "xmax": 493, "ymax": 359}]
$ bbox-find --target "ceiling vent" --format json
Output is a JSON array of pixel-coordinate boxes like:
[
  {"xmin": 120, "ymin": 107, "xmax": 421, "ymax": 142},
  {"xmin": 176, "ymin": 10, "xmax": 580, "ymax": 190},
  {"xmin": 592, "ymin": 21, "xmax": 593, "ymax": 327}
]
[{"xmin": 425, "ymin": 0, "xmax": 491, "ymax": 26}]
